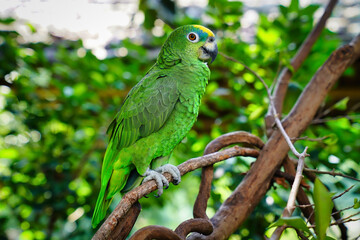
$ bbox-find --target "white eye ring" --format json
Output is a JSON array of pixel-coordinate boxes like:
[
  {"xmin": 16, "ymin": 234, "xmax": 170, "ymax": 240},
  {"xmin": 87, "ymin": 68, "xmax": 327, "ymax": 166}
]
[{"xmin": 187, "ymin": 32, "xmax": 199, "ymax": 43}]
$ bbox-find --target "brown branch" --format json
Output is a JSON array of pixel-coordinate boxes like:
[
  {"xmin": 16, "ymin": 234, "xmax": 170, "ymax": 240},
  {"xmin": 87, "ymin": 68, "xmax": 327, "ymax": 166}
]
[
  {"xmin": 308, "ymin": 217, "xmax": 360, "ymax": 229},
  {"xmin": 265, "ymin": 0, "xmax": 338, "ymax": 132},
  {"xmin": 332, "ymin": 217, "xmax": 360, "ymax": 226},
  {"xmin": 175, "ymin": 218, "xmax": 213, "ymax": 239},
  {"xmin": 295, "ymin": 229, "xmax": 310, "ymax": 240},
  {"xmin": 270, "ymin": 149, "xmax": 308, "ymax": 240},
  {"xmin": 222, "ymin": 48, "xmax": 311, "ymax": 240},
  {"xmin": 337, "ymin": 211, "xmax": 360, "ymax": 222},
  {"xmin": 194, "ymin": 131, "xmax": 264, "ymax": 219},
  {"xmin": 270, "ymin": 157, "xmax": 316, "ymax": 239},
  {"xmin": 295, "ymin": 183, "xmax": 353, "ymax": 240},
  {"xmin": 194, "ymin": 165, "xmax": 214, "ymax": 220},
  {"xmin": 283, "ymin": 147, "xmax": 307, "ymax": 214},
  {"xmin": 220, "ymin": 52, "xmax": 307, "ymax": 159},
  {"xmin": 128, "ymin": 218, "xmax": 213, "ymax": 240},
  {"xmin": 311, "ymin": 114, "xmax": 359, "ymax": 124},
  {"xmin": 303, "ymin": 168, "xmax": 360, "ymax": 182},
  {"xmin": 332, "ymin": 185, "xmax": 354, "ymax": 200},
  {"xmin": 290, "ymin": 136, "xmax": 329, "ymax": 142},
  {"xmin": 186, "ymin": 34, "xmax": 360, "ymax": 240},
  {"xmin": 332, "ymin": 205, "xmax": 355, "ymax": 216},
  {"xmin": 296, "ymin": 185, "xmax": 354, "ymax": 209},
  {"xmin": 331, "ymin": 206, "xmax": 348, "ymax": 240},
  {"xmin": 111, "ymin": 201, "xmax": 141, "ymax": 240},
  {"xmin": 92, "ymin": 146, "xmax": 259, "ymax": 240},
  {"xmin": 129, "ymin": 226, "xmax": 182, "ymax": 240},
  {"xmin": 283, "ymin": 157, "xmax": 315, "ymax": 224}
]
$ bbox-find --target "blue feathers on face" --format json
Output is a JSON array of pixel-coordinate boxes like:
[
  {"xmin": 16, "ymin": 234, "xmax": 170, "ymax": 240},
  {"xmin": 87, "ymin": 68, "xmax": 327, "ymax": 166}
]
[{"xmin": 181, "ymin": 25, "xmax": 215, "ymax": 43}]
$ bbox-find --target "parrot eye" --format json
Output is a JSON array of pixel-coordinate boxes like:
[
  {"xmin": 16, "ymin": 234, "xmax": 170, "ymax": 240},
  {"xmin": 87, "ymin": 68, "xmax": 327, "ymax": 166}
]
[{"xmin": 187, "ymin": 32, "xmax": 199, "ymax": 43}]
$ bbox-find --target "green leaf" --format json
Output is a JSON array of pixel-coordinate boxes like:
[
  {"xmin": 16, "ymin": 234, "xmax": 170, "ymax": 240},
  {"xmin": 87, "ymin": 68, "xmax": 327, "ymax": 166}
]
[
  {"xmin": 301, "ymin": 5, "xmax": 320, "ymax": 16},
  {"xmin": 279, "ymin": 5, "xmax": 288, "ymax": 17},
  {"xmin": 26, "ymin": 22, "xmax": 37, "ymax": 33},
  {"xmin": 314, "ymin": 178, "xmax": 334, "ymax": 240},
  {"xmin": 0, "ymin": 148, "xmax": 19, "ymax": 159},
  {"xmin": 268, "ymin": 216, "xmax": 311, "ymax": 234},
  {"xmin": 324, "ymin": 237, "xmax": 337, "ymax": 240},
  {"xmin": 354, "ymin": 198, "xmax": 360, "ymax": 209},
  {"xmin": 333, "ymin": 97, "xmax": 349, "ymax": 111},
  {"xmin": 289, "ymin": 0, "xmax": 299, "ymax": 12},
  {"xmin": 249, "ymin": 105, "xmax": 265, "ymax": 120},
  {"xmin": 0, "ymin": 17, "xmax": 15, "ymax": 24}
]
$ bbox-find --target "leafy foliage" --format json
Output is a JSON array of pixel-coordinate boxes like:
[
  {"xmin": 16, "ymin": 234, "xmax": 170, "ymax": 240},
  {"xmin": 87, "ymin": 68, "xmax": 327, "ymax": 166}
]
[
  {"xmin": 269, "ymin": 216, "xmax": 312, "ymax": 235},
  {"xmin": 0, "ymin": 0, "xmax": 359, "ymax": 239},
  {"xmin": 314, "ymin": 178, "xmax": 335, "ymax": 240}
]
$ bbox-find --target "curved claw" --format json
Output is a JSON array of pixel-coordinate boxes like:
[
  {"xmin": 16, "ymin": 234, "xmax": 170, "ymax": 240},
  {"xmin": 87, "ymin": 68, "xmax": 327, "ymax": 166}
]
[
  {"xmin": 143, "ymin": 169, "xmax": 169, "ymax": 196},
  {"xmin": 156, "ymin": 164, "xmax": 181, "ymax": 185}
]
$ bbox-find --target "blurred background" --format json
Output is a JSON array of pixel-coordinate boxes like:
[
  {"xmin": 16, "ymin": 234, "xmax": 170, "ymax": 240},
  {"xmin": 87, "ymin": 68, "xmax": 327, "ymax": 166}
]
[{"xmin": 0, "ymin": 0, "xmax": 359, "ymax": 239}]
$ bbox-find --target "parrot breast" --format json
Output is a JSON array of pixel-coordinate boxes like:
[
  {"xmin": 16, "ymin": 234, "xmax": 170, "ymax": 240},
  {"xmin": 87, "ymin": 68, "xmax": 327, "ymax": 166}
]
[{"xmin": 118, "ymin": 62, "xmax": 210, "ymax": 176}]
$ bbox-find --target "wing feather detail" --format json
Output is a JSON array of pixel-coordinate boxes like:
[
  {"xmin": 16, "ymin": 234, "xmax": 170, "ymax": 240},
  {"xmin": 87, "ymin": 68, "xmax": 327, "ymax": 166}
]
[{"xmin": 108, "ymin": 74, "xmax": 179, "ymax": 150}]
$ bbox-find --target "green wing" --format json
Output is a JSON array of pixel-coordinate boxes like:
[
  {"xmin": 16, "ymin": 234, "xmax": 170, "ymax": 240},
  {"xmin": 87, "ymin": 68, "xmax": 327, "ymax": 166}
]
[
  {"xmin": 102, "ymin": 72, "xmax": 179, "ymax": 179},
  {"xmin": 92, "ymin": 72, "xmax": 180, "ymax": 228}
]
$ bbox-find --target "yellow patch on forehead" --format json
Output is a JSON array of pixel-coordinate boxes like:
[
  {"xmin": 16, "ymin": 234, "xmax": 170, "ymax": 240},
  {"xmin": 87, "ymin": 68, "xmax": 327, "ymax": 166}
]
[{"xmin": 193, "ymin": 25, "xmax": 215, "ymax": 37}]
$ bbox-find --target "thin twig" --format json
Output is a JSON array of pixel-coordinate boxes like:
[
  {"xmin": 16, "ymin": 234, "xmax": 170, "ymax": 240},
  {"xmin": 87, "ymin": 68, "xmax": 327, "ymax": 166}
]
[
  {"xmin": 333, "ymin": 185, "xmax": 355, "ymax": 200},
  {"xmin": 220, "ymin": 52, "xmax": 308, "ymax": 159},
  {"xmin": 269, "ymin": 54, "xmax": 283, "ymax": 93},
  {"xmin": 298, "ymin": 203, "xmax": 355, "ymax": 213},
  {"xmin": 337, "ymin": 211, "xmax": 360, "ymax": 222},
  {"xmin": 332, "ymin": 205, "xmax": 355, "ymax": 216},
  {"xmin": 297, "ymin": 185, "xmax": 355, "ymax": 209},
  {"xmin": 332, "ymin": 217, "xmax": 360, "ymax": 226},
  {"xmin": 311, "ymin": 114, "xmax": 360, "ymax": 124},
  {"xmin": 283, "ymin": 157, "xmax": 315, "ymax": 223},
  {"xmin": 284, "ymin": 147, "xmax": 308, "ymax": 215},
  {"xmin": 220, "ymin": 51, "xmax": 310, "ymax": 240},
  {"xmin": 291, "ymin": 136, "xmax": 329, "ymax": 142},
  {"xmin": 266, "ymin": 0, "xmax": 339, "ymax": 122},
  {"xmin": 309, "ymin": 217, "xmax": 360, "ymax": 228},
  {"xmin": 295, "ymin": 228, "xmax": 311, "ymax": 240},
  {"xmin": 297, "ymin": 203, "xmax": 315, "ymax": 208},
  {"xmin": 303, "ymin": 168, "xmax": 360, "ymax": 182}
]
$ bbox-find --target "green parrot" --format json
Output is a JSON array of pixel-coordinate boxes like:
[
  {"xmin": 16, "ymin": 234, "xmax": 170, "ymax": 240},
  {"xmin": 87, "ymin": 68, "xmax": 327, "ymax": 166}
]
[{"xmin": 92, "ymin": 25, "xmax": 218, "ymax": 228}]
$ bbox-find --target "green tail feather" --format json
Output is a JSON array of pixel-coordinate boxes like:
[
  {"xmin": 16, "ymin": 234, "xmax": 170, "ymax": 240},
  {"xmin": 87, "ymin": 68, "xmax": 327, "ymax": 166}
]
[
  {"xmin": 92, "ymin": 145, "xmax": 132, "ymax": 228},
  {"xmin": 92, "ymin": 186, "xmax": 112, "ymax": 228},
  {"xmin": 92, "ymin": 142, "xmax": 118, "ymax": 229}
]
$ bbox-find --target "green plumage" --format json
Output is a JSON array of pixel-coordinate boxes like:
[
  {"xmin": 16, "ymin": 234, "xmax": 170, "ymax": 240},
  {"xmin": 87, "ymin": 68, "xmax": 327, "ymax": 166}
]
[{"xmin": 92, "ymin": 25, "xmax": 217, "ymax": 228}]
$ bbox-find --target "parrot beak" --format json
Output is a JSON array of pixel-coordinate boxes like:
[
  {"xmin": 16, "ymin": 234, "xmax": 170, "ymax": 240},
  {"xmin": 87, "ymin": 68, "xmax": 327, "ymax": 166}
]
[{"xmin": 199, "ymin": 36, "xmax": 218, "ymax": 63}]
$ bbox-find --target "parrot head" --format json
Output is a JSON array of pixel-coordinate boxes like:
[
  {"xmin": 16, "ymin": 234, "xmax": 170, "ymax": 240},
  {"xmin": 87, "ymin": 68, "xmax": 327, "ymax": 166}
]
[{"xmin": 158, "ymin": 25, "xmax": 218, "ymax": 66}]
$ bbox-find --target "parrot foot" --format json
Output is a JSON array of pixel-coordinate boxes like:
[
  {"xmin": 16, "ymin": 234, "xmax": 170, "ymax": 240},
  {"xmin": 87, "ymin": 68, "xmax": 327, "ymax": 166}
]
[
  {"xmin": 143, "ymin": 169, "xmax": 169, "ymax": 197},
  {"xmin": 155, "ymin": 164, "xmax": 181, "ymax": 185},
  {"xmin": 143, "ymin": 164, "xmax": 181, "ymax": 197}
]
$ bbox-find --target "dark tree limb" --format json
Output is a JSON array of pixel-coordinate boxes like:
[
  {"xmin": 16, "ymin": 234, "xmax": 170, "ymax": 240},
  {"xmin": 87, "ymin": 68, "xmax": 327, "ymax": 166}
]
[
  {"xmin": 175, "ymin": 219, "xmax": 213, "ymax": 239},
  {"xmin": 193, "ymin": 131, "xmax": 264, "ymax": 219},
  {"xmin": 111, "ymin": 201, "xmax": 141, "ymax": 240},
  {"xmin": 129, "ymin": 226, "xmax": 183, "ymax": 240},
  {"xmin": 128, "ymin": 218, "xmax": 213, "ymax": 240}
]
